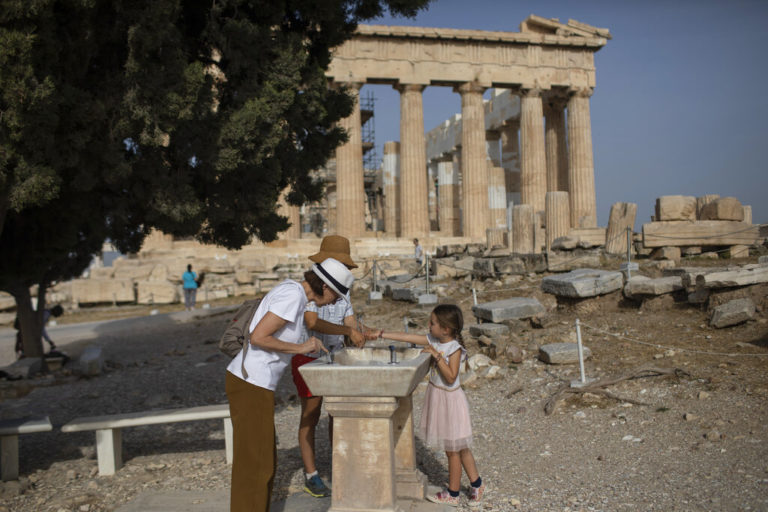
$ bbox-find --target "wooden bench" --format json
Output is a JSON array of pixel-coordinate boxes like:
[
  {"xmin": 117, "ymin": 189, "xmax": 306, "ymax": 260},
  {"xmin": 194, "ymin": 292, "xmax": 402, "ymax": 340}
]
[
  {"xmin": 61, "ymin": 404, "xmax": 232, "ymax": 475},
  {"xmin": 0, "ymin": 416, "xmax": 53, "ymax": 481}
]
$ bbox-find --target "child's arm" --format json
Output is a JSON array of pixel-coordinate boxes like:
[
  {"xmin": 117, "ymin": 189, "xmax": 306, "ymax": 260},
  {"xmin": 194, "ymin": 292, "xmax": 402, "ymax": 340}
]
[
  {"xmin": 373, "ymin": 329, "xmax": 429, "ymax": 346},
  {"xmin": 430, "ymin": 348, "xmax": 462, "ymax": 385}
]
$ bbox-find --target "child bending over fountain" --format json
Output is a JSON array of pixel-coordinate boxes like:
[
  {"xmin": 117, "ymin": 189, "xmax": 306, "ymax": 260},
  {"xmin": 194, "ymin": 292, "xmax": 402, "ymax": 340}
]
[{"xmin": 369, "ymin": 304, "xmax": 485, "ymax": 507}]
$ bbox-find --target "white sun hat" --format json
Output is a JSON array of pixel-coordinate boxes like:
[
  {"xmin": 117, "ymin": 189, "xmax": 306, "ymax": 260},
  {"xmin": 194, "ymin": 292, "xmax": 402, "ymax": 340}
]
[{"xmin": 312, "ymin": 257, "xmax": 354, "ymax": 303}]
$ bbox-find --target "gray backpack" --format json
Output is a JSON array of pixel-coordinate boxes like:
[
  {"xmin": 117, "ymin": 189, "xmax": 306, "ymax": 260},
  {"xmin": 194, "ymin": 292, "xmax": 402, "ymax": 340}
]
[{"xmin": 219, "ymin": 299, "xmax": 261, "ymax": 377}]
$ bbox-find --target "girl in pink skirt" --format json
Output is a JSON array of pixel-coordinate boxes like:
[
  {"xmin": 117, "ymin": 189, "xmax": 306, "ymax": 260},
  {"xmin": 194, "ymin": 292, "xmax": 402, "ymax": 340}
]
[{"xmin": 372, "ymin": 304, "xmax": 485, "ymax": 507}]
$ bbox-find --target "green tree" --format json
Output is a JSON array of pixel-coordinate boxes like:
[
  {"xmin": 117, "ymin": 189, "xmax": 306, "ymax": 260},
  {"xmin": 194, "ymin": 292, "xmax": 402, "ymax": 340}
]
[{"xmin": 0, "ymin": 0, "xmax": 430, "ymax": 359}]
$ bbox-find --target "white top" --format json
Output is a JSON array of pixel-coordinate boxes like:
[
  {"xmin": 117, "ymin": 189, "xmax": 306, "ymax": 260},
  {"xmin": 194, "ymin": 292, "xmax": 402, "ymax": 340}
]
[
  {"xmin": 427, "ymin": 335, "xmax": 465, "ymax": 391},
  {"xmin": 302, "ymin": 294, "xmax": 354, "ymax": 357},
  {"xmin": 415, "ymin": 244, "xmax": 423, "ymax": 261},
  {"xmin": 226, "ymin": 280, "xmax": 307, "ymax": 391}
]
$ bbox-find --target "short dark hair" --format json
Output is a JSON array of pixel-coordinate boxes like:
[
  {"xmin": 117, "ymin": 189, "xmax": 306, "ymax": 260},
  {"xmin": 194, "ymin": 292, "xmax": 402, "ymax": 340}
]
[
  {"xmin": 187, "ymin": 264, "xmax": 192, "ymax": 271},
  {"xmin": 304, "ymin": 270, "xmax": 325, "ymax": 296},
  {"xmin": 50, "ymin": 305, "xmax": 64, "ymax": 317}
]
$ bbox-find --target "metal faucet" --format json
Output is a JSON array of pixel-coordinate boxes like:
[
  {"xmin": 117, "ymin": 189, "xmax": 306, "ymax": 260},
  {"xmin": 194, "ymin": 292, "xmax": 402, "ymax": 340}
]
[{"xmin": 388, "ymin": 344, "xmax": 397, "ymax": 364}]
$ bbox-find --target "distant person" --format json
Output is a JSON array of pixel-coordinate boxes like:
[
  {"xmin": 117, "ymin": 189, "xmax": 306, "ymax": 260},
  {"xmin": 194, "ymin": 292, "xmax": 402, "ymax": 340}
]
[
  {"xmin": 14, "ymin": 304, "xmax": 64, "ymax": 358},
  {"xmin": 182, "ymin": 264, "xmax": 198, "ymax": 311},
  {"xmin": 414, "ymin": 238, "xmax": 423, "ymax": 265},
  {"xmin": 367, "ymin": 304, "xmax": 485, "ymax": 507}
]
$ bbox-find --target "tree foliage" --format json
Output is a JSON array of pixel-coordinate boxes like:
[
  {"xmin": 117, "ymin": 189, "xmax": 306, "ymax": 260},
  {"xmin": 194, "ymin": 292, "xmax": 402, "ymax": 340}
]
[{"xmin": 0, "ymin": 0, "xmax": 431, "ymax": 357}]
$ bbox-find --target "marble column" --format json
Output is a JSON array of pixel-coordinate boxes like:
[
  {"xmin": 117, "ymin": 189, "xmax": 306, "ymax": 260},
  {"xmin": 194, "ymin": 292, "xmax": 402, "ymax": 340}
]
[
  {"xmin": 488, "ymin": 165, "xmax": 507, "ymax": 229},
  {"xmin": 427, "ymin": 160, "xmax": 438, "ymax": 231},
  {"xmin": 382, "ymin": 141, "xmax": 401, "ymax": 236},
  {"xmin": 486, "ymin": 130, "xmax": 502, "ymax": 167},
  {"xmin": 520, "ymin": 87, "xmax": 547, "ymax": 215},
  {"xmin": 501, "ymin": 120, "xmax": 521, "ymax": 206},
  {"xmin": 544, "ymin": 97, "xmax": 568, "ymax": 192},
  {"xmin": 512, "ymin": 204, "xmax": 535, "ymax": 254},
  {"xmin": 545, "ymin": 191, "xmax": 570, "ymax": 251},
  {"xmin": 335, "ymin": 82, "xmax": 366, "ymax": 237},
  {"xmin": 456, "ymin": 82, "xmax": 488, "ymax": 240},
  {"xmin": 437, "ymin": 155, "xmax": 460, "ymax": 236},
  {"xmin": 567, "ymin": 87, "xmax": 597, "ymax": 228},
  {"xmin": 396, "ymin": 83, "xmax": 430, "ymax": 238},
  {"xmin": 277, "ymin": 188, "xmax": 301, "ymax": 240}
]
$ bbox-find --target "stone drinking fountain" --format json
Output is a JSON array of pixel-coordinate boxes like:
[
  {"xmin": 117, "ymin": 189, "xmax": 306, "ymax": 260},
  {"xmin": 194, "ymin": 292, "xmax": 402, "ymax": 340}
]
[{"xmin": 299, "ymin": 344, "xmax": 431, "ymax": 512}]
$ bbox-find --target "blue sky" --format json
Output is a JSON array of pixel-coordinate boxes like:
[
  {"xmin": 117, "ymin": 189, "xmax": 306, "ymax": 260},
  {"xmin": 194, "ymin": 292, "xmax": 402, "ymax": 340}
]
[{"xmin": 365, "ymin": 0, "xmax": 768, "ymax": 228}]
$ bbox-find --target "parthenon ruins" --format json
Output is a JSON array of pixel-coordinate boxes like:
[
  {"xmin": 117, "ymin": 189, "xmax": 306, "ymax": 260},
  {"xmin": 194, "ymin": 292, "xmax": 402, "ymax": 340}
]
[{"xmin": 279, "ymin": 14, "xmax": 612, "ymax": 243}]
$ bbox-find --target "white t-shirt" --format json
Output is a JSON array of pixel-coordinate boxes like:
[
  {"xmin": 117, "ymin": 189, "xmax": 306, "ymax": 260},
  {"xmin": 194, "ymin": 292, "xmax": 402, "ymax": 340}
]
[
  {"xmin": 301, "ymin": 294, "xmax": 354, "ymax": 357},
  {"xmin": 426, "ymin": 335, "xmax": 465, "ymax": 391},
  {"xmin": 226, "ymin": 280, "xmax": 307, "ymax": 391}
]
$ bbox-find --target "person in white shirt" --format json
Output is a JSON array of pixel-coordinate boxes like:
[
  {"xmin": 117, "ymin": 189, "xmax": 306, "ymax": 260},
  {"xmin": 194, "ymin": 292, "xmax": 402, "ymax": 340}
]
[
  {"xmin": 290, "ymin": 235, "xmax": 366, "ymax": 497},
  {"xmin": 225, "ymin": 258, "xmax": 354, "ymax": 512},
  {"xmin": 414, "ymin": 238, "xmax": 423, "ymax": 265}
]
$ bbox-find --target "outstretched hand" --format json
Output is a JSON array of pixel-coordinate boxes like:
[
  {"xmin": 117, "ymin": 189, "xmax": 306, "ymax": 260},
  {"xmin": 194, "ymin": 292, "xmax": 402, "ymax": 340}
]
[
  {"xmin": 364, "ymin": 328, "xmax": 383, "ymax": 341},
  {"xmin": 348, "ymin": 328, "xmax": 366, "ymax": 348},
  {"xmin": 302, "ymin": 336, "xmax": 328, "ymax": 354}
]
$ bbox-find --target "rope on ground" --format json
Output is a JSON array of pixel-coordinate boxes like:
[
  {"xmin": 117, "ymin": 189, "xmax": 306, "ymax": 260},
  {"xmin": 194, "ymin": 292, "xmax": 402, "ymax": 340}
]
[
  {"xmin": 579, "ymin": 321, "xmax": 768, "ymax": 357},
  {"xmin": 543, "ymin": 366, "xmax": 691, "ymax": 415}
]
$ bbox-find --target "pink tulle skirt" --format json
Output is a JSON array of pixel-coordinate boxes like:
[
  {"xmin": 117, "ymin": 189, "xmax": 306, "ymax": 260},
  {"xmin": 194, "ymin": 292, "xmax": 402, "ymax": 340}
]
[{"xmin": 418, "ymin": 383, "xmax": 473, "ymax": 452}]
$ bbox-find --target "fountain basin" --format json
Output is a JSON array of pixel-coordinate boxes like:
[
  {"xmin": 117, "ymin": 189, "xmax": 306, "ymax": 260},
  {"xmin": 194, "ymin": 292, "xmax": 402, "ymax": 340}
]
[{"xmin": 299, "ymin": 346, "xmax": 430, "ymax": 397}]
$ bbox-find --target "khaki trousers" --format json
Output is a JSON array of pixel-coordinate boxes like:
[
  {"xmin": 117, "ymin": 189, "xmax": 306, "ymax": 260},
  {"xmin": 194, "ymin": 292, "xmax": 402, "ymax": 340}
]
[{"xmin": 226, "ymin": 371, "xmax": 276, "ymax": 512}]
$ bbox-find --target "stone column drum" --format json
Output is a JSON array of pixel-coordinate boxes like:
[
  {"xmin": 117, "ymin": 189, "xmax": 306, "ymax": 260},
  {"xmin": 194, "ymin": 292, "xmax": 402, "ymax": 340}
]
[
  {"xmin": 397, "ymin": 83, "xmax": 430, "ymax": 238},
  {"xmin": 335, "ymin": 82, "xmax": 366, "ymax": 237},
  {"xmin": 382, "ymin": 141, "xmax": 401, "ymax": 236},
  {"xmin": 567, "ymin": 87, "xmax": 597, "ymax": 228},
  {"xmin": 276, "ymin": 188, "xmax": 301, "ymax": 240},
  {"xmin": 545, "ymin": 191, "xmax": 570, "ymax": 251},
  {"xmin": 605, "ymin": 202, "xmax": 637, "ymax": 255},
  {"xmin": 520, "ymin": 88, "xmax": 547, "ymax": 215},
  {"xmin": 457, "ymin": 82, "xmax": 489, "ymax": 240},
  {"xmin": 512, "ymin": 204, "xmax": 535, "ymax": 254},
  {"xmin": 488, "ymin": 165, "xmax": 508, "ymax": 229}
]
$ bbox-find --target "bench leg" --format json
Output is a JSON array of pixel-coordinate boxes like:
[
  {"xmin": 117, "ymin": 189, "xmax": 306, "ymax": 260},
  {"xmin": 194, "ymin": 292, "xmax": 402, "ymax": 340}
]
[
  {"xmin": 1, "ymin": 435, "xmax": 19, "ymax": 481},
  {"xmin": 223, "ymin": 417, "xmax": 233, "ymax": 465},
  {"xmin": 95, "ymin": 428, "xmax": 122, "ymax": 476}
]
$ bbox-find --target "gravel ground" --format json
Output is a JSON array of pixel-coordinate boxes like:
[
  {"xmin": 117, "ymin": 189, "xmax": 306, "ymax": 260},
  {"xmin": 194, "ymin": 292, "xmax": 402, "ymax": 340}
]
[{"xmin": 1, "ymin": 273, "xmax": 767, "ymax": 512}]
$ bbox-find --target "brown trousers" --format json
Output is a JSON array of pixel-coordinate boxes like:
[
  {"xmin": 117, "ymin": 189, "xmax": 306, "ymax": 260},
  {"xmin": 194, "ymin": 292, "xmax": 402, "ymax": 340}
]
[{"xmin": 226, "ymin": 371, "xmax": 276, "ymax": 512}]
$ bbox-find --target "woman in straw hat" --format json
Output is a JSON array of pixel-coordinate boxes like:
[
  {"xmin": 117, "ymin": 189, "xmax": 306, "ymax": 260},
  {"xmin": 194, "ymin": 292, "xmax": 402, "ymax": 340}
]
[
  {"xmin": 226, "ymin": 258, "xmax": 354, "ymax": 512},
  {"xmin": 291, "ymin": 235, "xmax": 368, "ymax": 498}
]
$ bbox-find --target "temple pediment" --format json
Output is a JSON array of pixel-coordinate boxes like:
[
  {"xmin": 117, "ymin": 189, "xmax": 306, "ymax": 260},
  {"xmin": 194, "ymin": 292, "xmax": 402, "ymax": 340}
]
[{"xmin": 520, "ymin": 14, "xmax": 612, "ymax": 40}]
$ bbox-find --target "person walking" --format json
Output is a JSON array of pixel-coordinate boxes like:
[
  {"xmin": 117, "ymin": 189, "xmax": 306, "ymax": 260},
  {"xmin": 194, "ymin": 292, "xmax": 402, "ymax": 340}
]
[
  {"xmin": 291, "ymin": 235, "xmax": 366, "ymax": 497},
  {"xmin": 182, "ymin": 264, "xmax": 198, "ymax": 310},
  {"xmin": 368, "ymin": 304, "xmax": 485, "ymax": 507},
  {"xmin": 413, "ymin": 238, "xmax": 423, "ymax": 265},
  {"xmin": 226, "ymin": 258, "xmax": 354, "ymax": 512}
]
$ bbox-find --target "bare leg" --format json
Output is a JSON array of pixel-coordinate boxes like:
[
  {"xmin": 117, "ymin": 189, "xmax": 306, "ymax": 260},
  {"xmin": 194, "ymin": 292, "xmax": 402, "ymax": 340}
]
[
  {"xmin": 298, "ymin": 396, "xmax": 323, "ymax": 474},
  {"xmin": 459, "ymin": 448, "xmax": 479, "ymax": 482},
  {"xmin": 446, "ymin": 451, "xmax": 462, "ymax": 492}
]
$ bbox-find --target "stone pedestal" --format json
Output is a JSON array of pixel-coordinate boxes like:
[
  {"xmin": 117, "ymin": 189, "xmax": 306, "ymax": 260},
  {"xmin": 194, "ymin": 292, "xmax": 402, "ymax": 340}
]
[
  {"xmin": 520, "ymin": 88, "xmax": 547, "ymax": 214},
  {"xmin": 545, "ymin": 191, "xmax": 570, "ymax": 251},
  {"xmin": 397, "ymin": 84, "xmax": 430, "ymax": 238},
  {"xmin": 336, "ymin": 83, "xmax": 365, "ymax": 237},
  {"xmin": 566, "ymin": 87, "xmax": 597, "ymax": 228},
  {"xmin": 383, "ymin": 141, "xmax": 401, "ymax": 236},
  {"xmin": 325, "ymin": 396, "xmax": 425, "ymax": 512},
  {"xmin": 458, "ymin": 82, "xmax": 489, "ymax": 240}
]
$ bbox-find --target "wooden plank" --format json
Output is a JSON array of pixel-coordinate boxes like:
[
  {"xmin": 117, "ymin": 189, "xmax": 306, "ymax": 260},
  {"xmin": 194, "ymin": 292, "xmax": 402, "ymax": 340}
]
[{"xmin": 642, "ymin": 221, "xmax": 761, "ymax": 248}]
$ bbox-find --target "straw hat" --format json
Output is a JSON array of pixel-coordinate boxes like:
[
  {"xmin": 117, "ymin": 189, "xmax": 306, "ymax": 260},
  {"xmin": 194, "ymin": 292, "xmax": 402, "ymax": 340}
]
[
  {"xmin": 308, "ymin": 235, "xmax": 358, "ymax": 269},
  {"xmin": 312, "ymin": 258, "xmax": 354, "ymax": 304}
]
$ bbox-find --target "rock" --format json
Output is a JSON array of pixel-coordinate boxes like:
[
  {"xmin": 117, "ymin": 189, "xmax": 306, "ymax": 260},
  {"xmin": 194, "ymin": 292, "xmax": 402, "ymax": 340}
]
[
  {"xmin": 650, "ymin": 246, "xmax": 681, "ymax": 261},
  {"xmin": 472, "ymin": 297, "xmax": 545, "ymax": 323},
  {"xmin": 538, "ymin": 342, "xmax": 592, "ymax": 364},
  {"xmin": 656, "ymin": 195, "xmax": 696, "ymax": 221},
  {"xmin": 4, "ymin": 357, "xmax": 43, "ymax": 379},
  {"xmin": 541, "ymin": 269, "xmax": 623, "ymax": 298},
  {"xmin": 699, "ymin": 197, "xmax": 744, "ymax": 221},
  {"xmin": 505, "ymin": 344, "xmax": 523, "ymax": 363},
  {"xmin": 623, "ymin": 275, "xmax": 684, "ymax": 298},
  {"xmin": 696, "ymin": 264, "xmax": 768, "ymax": 288},
  {"xmin": 710, "ymin": 298, "xmax": 756, "ymax": 328},
  {"xmin": 467, "ymin": 353, "xmax": 493, "ymax": 371},
  {"xmin": 551, "ymin": 236, "xmax": 579, "ymax": 250},
  {"xmin": 547, "ymin": 249, "xmax": 601, "ymax": 272},
  {"xmin": 469, "ymin": 323, "xmax": 510, "ymax": 339}
]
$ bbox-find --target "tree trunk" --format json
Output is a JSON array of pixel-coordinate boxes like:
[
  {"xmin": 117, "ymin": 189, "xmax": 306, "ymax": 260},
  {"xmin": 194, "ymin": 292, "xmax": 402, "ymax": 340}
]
[{"xmin": 12, "ymin": 286, "xmax": 45, "ymax": 359}]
